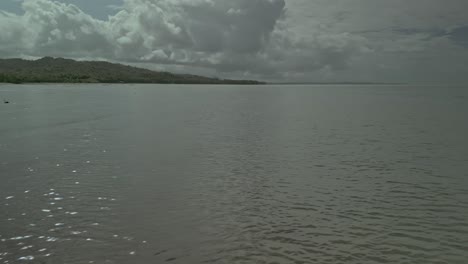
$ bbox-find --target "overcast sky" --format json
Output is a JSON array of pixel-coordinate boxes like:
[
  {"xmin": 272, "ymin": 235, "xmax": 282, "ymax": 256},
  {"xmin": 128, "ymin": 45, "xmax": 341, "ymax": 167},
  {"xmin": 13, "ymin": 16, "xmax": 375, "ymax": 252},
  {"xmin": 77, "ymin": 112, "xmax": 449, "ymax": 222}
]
[{"xmin": 1, "ymin": 0, "xmax": 468, "ymax": 83}]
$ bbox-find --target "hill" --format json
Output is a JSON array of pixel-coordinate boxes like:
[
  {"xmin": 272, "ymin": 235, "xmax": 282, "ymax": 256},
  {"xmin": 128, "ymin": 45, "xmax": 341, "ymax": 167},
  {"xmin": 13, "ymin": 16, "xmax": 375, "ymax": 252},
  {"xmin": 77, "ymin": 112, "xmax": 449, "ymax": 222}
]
[{"xmin": 0, "ymin": 57, "xmax": 264, "ymax": 85}]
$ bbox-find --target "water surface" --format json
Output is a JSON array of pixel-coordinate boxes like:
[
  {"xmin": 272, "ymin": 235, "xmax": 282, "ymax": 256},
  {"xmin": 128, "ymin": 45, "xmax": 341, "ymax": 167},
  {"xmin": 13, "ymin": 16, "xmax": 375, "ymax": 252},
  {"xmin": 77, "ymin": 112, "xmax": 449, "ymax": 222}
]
[{"xmin": 1, "ymin": 84, "xmax": 468, "ymax": 263}]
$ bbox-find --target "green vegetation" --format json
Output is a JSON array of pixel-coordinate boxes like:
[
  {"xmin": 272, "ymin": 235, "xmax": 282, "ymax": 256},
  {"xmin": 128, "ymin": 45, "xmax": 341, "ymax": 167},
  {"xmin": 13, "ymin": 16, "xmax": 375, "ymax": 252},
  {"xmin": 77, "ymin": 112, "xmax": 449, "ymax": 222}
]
[{"xmin": 0, "ymin": 57, "xmax": 264, "ymax": 85}]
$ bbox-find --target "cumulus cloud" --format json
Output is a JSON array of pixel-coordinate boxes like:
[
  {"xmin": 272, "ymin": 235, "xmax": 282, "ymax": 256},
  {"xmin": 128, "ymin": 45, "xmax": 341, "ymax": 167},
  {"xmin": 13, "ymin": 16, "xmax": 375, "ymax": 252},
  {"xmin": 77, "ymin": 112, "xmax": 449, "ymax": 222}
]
[
  {"xmin": 0, "ymin": 0, "xmax": 369, "ymax": 80},
  {"xmin": 23, "ymin": 0, "xmax": 112, "ymax": 57}
]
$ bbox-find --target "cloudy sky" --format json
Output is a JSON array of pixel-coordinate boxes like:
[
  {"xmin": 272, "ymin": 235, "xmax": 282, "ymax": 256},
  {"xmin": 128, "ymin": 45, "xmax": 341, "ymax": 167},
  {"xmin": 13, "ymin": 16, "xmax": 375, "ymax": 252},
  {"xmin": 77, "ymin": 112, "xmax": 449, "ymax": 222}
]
[{"xmin": 1, "ymin": 0, "xmax": 468, "ymax": 83}]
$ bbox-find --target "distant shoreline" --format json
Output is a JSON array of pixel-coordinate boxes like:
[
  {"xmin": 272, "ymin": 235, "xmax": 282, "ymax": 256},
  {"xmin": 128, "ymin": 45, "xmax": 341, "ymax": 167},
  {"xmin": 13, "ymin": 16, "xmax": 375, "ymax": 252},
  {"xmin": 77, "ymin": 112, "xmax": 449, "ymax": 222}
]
[
  {"xmin": 0, "ymin": 82, "xmax": 412, "ymax": 86},
  {"xmin": 0, "ymin": 82, "xmax": 408, "ymax": 86},
  {"xmin": 0, "ymin": 80, "xmax": 266, "ymax": 85},
  {"xmin": 270, "ymin": 82, "xmax": 406, "ymax": 85},
  {"xmin": 0, "ymin": 82, "xmax": 405, "ymax": 85},
  {"xmin": 0, "ymin": 81, "xmax": 266, "ymax": 85},
  {"xmin": 0, "ymin": 57, "xmax": 265, "ymax": 85}
]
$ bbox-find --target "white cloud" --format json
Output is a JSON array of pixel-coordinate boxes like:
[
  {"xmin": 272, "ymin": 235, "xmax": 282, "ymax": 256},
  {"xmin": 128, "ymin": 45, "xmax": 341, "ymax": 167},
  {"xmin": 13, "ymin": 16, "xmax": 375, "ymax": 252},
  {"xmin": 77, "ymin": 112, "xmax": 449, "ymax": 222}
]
[
  {"xmin": 0, "ymin": 0, "xmax": 367, "ymax": 80},
  {"xmin": 21, "ymin": 0, "xmax": 112, "ymax": 57}
]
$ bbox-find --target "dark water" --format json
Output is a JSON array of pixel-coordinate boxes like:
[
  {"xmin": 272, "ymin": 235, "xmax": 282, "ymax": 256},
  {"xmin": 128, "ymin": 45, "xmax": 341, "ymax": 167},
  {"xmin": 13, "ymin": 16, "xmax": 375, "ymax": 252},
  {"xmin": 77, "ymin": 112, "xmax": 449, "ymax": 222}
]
[{"xmin": 1, "ymin": 84, "xmax": 468, "ymax": 264}]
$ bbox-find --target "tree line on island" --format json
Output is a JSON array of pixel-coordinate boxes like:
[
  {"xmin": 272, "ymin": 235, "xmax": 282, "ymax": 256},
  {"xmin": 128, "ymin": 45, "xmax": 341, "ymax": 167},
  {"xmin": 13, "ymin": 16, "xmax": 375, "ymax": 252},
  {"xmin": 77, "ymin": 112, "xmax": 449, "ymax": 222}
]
[{"xmin": 0, "ymin": 57, "xmax": 264, "ymax": 85}]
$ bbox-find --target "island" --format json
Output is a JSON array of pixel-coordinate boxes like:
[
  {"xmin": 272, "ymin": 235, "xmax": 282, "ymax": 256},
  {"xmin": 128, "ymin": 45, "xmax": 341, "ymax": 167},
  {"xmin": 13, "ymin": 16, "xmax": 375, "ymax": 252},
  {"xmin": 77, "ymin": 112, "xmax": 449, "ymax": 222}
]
[{"xmin": 0, "ymin": 57, "xmax": 264, "ymax": 85}]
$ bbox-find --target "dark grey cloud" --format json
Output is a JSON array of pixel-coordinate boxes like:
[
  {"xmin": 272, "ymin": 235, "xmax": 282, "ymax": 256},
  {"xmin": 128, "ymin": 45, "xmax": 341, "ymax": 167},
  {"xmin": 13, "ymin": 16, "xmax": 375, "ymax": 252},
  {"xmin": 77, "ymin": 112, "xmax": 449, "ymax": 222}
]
[{"xmin": 449, "ymin": 26, "xmax": 468, "ymax": 47}]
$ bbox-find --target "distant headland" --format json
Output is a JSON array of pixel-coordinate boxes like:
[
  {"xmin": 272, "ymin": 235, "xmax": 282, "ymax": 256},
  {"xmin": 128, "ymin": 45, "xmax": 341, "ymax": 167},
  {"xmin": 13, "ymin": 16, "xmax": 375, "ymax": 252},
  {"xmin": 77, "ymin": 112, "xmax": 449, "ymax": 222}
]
[{"xmin": 0, "ymin": 57, "xmax": 264, "ymax": 85}]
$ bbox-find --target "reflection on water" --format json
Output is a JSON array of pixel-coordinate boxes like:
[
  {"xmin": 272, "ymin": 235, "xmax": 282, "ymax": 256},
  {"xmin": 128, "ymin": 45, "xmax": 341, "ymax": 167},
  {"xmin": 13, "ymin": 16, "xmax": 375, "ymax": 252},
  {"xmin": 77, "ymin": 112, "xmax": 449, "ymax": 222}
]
[{"xmin": 1, "ymin": 84, "xmax": 468, "ymax": 263}]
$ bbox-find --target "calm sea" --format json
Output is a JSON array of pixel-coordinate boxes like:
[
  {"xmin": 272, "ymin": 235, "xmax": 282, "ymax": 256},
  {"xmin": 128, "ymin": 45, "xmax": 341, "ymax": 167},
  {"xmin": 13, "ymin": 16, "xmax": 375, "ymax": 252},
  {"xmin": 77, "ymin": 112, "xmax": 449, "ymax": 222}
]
[{"xmin": 1, "ymin": 84, "xmax": 467, "ymax": 264}]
